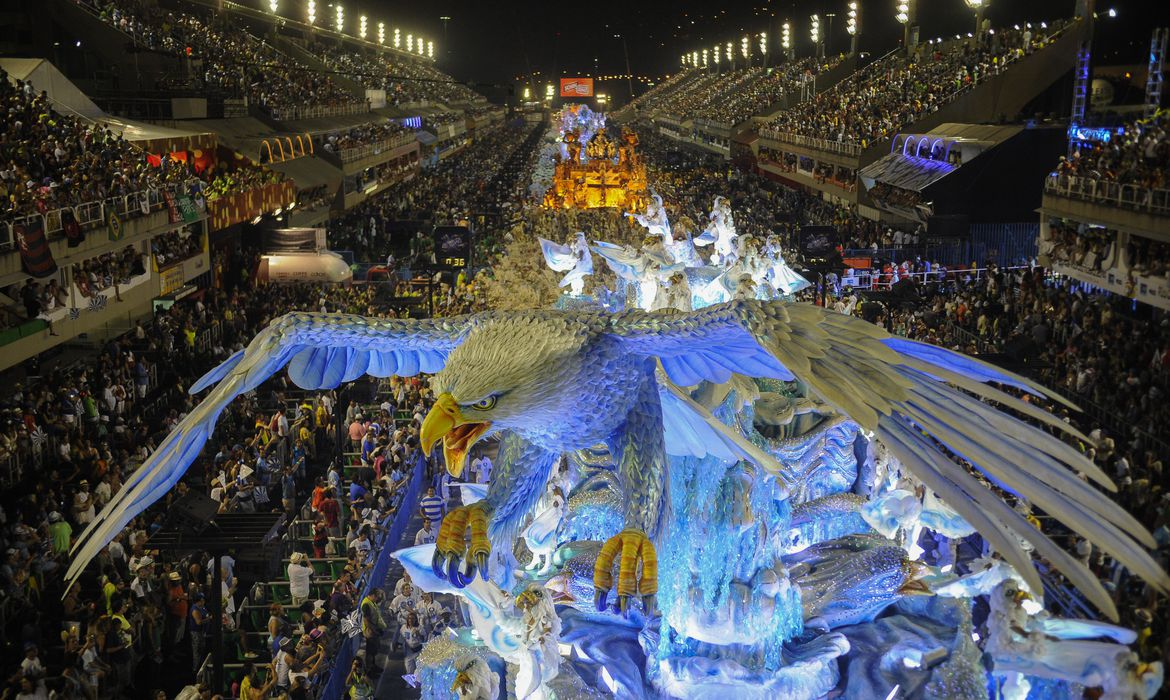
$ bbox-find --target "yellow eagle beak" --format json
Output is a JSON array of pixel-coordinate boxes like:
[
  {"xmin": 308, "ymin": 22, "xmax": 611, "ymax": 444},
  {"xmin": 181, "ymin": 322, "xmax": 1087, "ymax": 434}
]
[{"xmin": 421, "ymin": 393, "xmax": 491, "ymax": 478}]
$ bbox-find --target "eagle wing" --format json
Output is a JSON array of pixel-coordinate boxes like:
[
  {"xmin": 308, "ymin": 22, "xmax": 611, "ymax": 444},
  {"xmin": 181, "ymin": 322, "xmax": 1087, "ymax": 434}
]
[
  {"xmin": 67, "ymin": 311, "xmax": 474, "ymax": 590},
  {"xmin": 607, "ymin": 299, "xmax": 1169, "ymax": 620}
]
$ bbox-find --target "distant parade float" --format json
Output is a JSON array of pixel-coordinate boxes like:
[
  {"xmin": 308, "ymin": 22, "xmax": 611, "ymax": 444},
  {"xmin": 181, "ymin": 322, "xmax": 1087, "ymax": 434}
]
[
  {"xmin": 540, "ymin": 106, "xmax": 649, "ymax": 211},
  {"xmin": 69, "ymin": 132, "xmax": 1166, "ymax": 699}
]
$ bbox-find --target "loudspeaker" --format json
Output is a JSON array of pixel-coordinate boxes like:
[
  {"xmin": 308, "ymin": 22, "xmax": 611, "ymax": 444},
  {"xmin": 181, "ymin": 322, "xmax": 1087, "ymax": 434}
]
[{"xmin": 167, "ymin": 490, "xmax": 219, "ymax": 533}]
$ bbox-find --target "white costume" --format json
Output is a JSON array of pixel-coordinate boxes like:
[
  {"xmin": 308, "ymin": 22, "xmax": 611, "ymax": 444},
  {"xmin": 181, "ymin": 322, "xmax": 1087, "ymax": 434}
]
[{"xmin": 539, "ymin": 233, "xmax": 593, "ymax": 296}]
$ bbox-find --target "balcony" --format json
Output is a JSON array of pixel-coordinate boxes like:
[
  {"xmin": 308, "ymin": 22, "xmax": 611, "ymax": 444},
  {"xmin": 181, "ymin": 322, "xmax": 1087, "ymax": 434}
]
[
  {"xmin": 0, "ymin": 182, "xmax": 206, "ymax": 285},
  {"xmin": 1042, "ymin": 174, "xmax": 1170, "ymax": 242}
]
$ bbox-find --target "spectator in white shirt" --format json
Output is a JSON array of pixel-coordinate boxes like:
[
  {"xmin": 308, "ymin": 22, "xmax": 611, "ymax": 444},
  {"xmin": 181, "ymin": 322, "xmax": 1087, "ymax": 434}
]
[
  {"xmin": 414, "ymin": 519, "xmax": 437, "ymax": 546},
  {"xmin": 287, "ymin": 552, "xmax": 313, "ymax": 607}
]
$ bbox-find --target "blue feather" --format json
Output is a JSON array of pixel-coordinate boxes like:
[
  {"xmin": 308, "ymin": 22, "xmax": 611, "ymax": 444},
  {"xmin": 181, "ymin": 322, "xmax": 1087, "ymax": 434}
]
[
  {"xmin": 189, "ymin": 350, "xmax": 244, "ymax": 394},
  {"xmin": 882, "ymin": 337, "xmax": 1038, "ymax": 395}
]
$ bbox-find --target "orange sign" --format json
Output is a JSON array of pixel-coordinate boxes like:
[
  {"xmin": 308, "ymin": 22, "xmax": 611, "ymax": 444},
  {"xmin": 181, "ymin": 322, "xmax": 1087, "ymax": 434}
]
[{"xmin": 559, "ymin": 78, "xmax": 594, "ymax": 97}]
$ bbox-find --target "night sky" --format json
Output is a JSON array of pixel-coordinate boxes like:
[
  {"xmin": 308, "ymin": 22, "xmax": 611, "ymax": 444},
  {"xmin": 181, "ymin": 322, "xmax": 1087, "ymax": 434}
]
[{"xmin": 334, "ymin": 0, "xmax": 1166, "ymax": 101}]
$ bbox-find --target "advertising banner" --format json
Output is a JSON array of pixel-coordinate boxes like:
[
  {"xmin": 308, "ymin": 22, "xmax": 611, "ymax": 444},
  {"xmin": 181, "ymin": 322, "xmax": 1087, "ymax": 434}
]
[{"xmin": 560, "ymin": 78, "xmax": 594, "ymax": 97}]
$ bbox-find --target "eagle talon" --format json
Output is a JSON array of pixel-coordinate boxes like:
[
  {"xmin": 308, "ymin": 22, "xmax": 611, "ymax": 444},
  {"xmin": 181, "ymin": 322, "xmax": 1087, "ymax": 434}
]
[
  {"xmin": 435, "ymin": 504, "xmax": 492, "ymax": 587},
  {"xmin": 593, "ymin": 529, "xmax": 658, "ymax": 617}
]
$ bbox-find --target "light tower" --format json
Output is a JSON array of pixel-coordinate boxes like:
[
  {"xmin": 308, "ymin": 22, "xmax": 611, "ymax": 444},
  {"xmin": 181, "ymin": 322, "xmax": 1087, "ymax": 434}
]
[
  {"xmin": 306, "ymin": 0, "xmax": 315, "ymax": 25},
  {"xmin": 713, "ymin": 42, "xmax": 721, "ymax": 70},
  {"xmin": 358, "ymin": 15, "xmax": 367, "ymax": 40},
  {"xmin": 741, "ymin": 35, "xmax": 750, "ymax": 66},
  {"xmin": 782, "ymin": 22, "xmax": 793, "ymax": 61},
  {"xmin": 726, "ymin": 41, "xmax": 733, "ymax": 68},
  {"xmin": 394, "ymin": 27, "xmax": 401, "ymax": 49},
  {"xmin": 847, "ymin": 2, "xmax": 860, "ymax": 55},
  {"xmin": 334, "ymin": 4, "xmax": 343, "ymax": 34},
  {"xmin": 377, "ymin": 22, "xmax": 385, "ymax": 45},
  {"xmin": 895, "ymin": 0, "xmax": 917, "ymax": 53},
  {"xmin": 810, "ymin": 14, "xmax": 822, "ymax": 58},
  {"xmin": 759, "ymin": 32, "xmax": 768, "ymax": 68},
  {"xmin": 965, "ymin": 0, "xmax": 986, "ymax": 38}
]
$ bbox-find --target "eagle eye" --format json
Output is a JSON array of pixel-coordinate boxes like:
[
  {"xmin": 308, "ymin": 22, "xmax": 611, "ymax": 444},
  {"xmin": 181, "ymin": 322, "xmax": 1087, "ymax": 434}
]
[{"xmin": 468, "ymin": 395, "xmax": 497, "ymax": 411}]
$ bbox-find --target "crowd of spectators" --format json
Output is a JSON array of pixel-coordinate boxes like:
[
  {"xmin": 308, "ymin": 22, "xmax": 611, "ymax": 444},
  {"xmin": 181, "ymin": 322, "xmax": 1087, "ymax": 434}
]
[
  {"xmin": 150, "ymin": 229, "xmax": 202, "ymax": 270},
  {"xmin": 1052, "ymin": 115, "xmax": 1170, "ymax": 198},
  {"xmin": 73, "ymin": 246, "xmax": 147, "ymax": 299},
  {"xmin": 80, "ymin": 0, "xmax": 363, "ymax": 117},
  {"xmin": 317, "ymin": 46, "xmax": 482, "ymax": 107},
  {"xmin": 762, "ymin": 21, "xmax": 1072, "ymax": 148},
  {"xmin": 0, "ymin": 70, "xmax": 192, "ymax": 221},
  {"xmin": 199, "ymin": 161, "xmax": 286, "ymax": 204},
  {"xmin": 0, "ymin": 256, "xmax": 423, "ymax": 698},
  {"xmin": 316, "ymin": 123, "xmax": 411, "ymax": 158},
  {"xmin": 636, "ymin": 56, "xmax": 846, "ymax": 126},
  {"xmin": 328, "ymin": 122, "xmax": 542, "ymax": 264}
]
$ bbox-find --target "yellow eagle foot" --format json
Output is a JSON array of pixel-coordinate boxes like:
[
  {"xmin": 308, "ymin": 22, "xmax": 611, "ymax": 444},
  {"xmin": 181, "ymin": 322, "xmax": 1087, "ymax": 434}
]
[
  {"xmin": 593, "ymin": 528, "xmax": 658, "ymax": 617},
  {"xmin": 432, "ymin": 504, "xmax": 490, "ymax": 588}
]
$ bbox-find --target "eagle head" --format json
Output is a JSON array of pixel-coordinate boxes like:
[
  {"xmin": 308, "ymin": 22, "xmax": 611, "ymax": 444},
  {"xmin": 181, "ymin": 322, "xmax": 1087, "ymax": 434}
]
[{"xmin": 421, "ymin": 315, "xmax": 596, "ymax": 477}]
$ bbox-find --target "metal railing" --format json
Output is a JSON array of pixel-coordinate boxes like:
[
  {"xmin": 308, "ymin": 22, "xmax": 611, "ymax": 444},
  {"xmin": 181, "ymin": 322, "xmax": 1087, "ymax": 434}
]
[
  {"xmin": 268, "ymin": 102, "xmax": 370, "ymax": 122},
  {"xmin": 842, "ymin": 264, "xmax": 1031, "ymax": 291},
  {"xmin": 759, "ymin": 131, "xmax": 864, "ymax": 156},
  {"xmin": 1, "ymin": 180, "xmax": 203, "ymax": 250},
  {"xmin": 1044, "ymin": 173, "xmax": 1170, "ymax": 216},
  {"xmin": 337, "ymin": 133, "xmax": 418, "ymax": 163}
]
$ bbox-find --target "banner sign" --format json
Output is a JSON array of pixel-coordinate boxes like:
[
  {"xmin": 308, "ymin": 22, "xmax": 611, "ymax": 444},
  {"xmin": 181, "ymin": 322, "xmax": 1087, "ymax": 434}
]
[
  {"xmin": 15, "ymin": 221, "xmax": 57, "ymax": 278},
  {"xmin": 164, "ymin": 191, "xmax": 180, "ymax": 223},
  {"xmin": 560, "ymin": 78, "xmax": 594, "ymax": 97},
  {"xmin": 177, "ymin": 195, "xmax": 200, "ymax": 223},
  {"xmin": 107, "ymin": 211, "xmax": 123, "ymax": 241}
]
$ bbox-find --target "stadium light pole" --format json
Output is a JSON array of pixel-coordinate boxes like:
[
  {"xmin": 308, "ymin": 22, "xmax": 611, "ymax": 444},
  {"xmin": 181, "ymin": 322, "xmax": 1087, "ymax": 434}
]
[
  {"xmin": 782, "ymin": 22, "xmax": 792, "ymax": 61},
  {"xmin": 847, "ymin": 2, "xmax": 860, "ymax": 55},
  {"xmin": 306, "ymin": 0, "xmax": 315, "ymax": 26},
  {"xmin": 965, "ymin": 0, "xmax": 986, "ymax": 40},
  {"xmin": 334, "ymin": 4, "xmax": 343, "ymax": 34},
  {"xmin": 895, "ymin": 0, "xmax": 917, "ymax": 53},
  {"xmin": 726, "ymin": 41, "xmax": 734, "ymax": 69},
  {"xmin": 713, "ymin": 42, "xmax": 721, "ymax": 72},
  {"xmin": 613, "ymin": 34, "xmax": 635, "ymax": 100},
  {"xmin": 394, "ymin": 27, "xmax": 401, "ymax": 49},
  {"xmin": 810, "ymin": 14, "xmax": 822, "ymax": 58},
  {"xmin": 824, "ymin": 13, "xmax": 836, "ymax": 56},
  {"xmin": 358, "ymin": 15, "xmax": 367, "ymax": 40},
  {"xmin": 377, "ymin": 21, "xmax": 384, "ymax": 45},
  {"xmin": 741, "ymin": 35, "xmax": 750, "ymax": 66},
  {"xmin": 760, "ymin": 32, "xmax": 768, "ymax": 68}
]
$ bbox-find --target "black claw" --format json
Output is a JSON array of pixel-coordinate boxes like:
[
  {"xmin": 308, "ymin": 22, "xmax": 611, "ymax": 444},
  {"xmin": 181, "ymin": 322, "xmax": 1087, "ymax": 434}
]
[
  {"xmin": 432, "ymin": 549, "xmax": 448, "ymax": 580},
  {"xmin": 448, "ymin": 553, "xmax": 475, "ymax": 589},
  {"xmin": 594, "ymin": 587, "xmax": 609, "ymax": 612}
]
